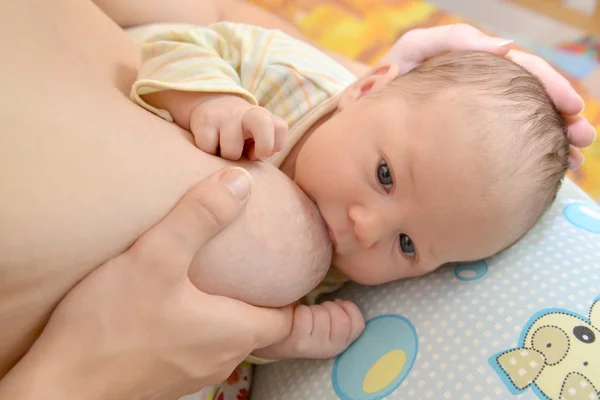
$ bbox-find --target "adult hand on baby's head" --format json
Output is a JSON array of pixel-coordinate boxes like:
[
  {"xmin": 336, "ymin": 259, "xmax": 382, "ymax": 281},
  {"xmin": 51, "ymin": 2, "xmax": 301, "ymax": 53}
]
[
  {"xmin": 506, "ymin": 49, "xmax": 593, "ymax": 168},
  {"xmin": 8, "ymin": 167, "xmax": 293, "ymax": 400},
  {"xmin": 380, "ymin": 23, "xmax": 596, "ymax": 170}
]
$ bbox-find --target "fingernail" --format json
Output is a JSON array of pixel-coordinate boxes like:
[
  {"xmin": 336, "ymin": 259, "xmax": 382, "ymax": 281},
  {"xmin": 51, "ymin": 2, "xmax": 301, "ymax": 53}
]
[
  {"xmin": 221, "ymin": 167, "xmax": 252, "ymax": 199},
  {"xmin": 496, "ymin": 39, "xmax": 514, "ymax": 47},
  {"xmin": 480, "ymin": 37, "xmax": 513, "ymax": 48},
  {"xmin": 578, "ymin": 95, "xmax": 585, "ymax": 112}
]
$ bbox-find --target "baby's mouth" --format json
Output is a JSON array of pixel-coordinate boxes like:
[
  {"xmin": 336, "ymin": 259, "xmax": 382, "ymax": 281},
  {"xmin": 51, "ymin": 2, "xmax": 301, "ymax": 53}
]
[
  {"xmin": 306, "ymin": 193, "xmax": 336, "ymax": 248},
  {"xmin": 325, "ymin": 221, "xmax": 338, "ymax": 249}
]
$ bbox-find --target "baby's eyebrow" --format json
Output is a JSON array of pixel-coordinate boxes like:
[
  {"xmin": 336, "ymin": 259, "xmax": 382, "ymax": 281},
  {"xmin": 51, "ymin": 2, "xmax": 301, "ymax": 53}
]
[{"xmin": 405, "ymin": 152, "xmax": 416, "ymax": 188}]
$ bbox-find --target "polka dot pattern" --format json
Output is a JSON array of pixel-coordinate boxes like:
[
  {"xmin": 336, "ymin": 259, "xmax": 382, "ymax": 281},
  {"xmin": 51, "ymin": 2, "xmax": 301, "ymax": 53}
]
[{"xmin": 252, "ymin": 180, "xmax": 600, "ymax": 400}]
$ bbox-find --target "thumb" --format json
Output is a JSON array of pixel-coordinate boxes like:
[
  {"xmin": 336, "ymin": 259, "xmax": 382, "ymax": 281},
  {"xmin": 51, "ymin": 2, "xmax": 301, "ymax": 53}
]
[
  {"xmin": 241, "ymin": 304, "xmax": 295, "ymax": 350},
  {"xmin": 130, "ymin": 167, "xmax": 253, "ymax": 281}
]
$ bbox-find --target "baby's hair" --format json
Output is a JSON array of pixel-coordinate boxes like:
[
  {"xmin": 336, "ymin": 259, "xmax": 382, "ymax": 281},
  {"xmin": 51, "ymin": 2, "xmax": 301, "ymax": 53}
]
[{"xmin": 387, "ymin": 50, "xmax": 569, "ymax": 238}]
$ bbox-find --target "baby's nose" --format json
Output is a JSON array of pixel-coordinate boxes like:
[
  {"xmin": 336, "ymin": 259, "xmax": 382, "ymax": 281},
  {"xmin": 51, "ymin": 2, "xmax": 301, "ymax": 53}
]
[{"xmin": 349, "ymin": 205, "xmax": 386, "ymax": 249}]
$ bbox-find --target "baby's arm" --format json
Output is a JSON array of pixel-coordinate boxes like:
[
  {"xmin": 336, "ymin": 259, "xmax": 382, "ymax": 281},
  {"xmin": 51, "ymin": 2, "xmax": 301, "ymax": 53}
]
[
  {"xmin": 131, "ymin": 24, "xmax": 288, "ymax": 161},
  {"xmin": 145, "ymin": 91, "xmax": 287, "ymax": 160}
]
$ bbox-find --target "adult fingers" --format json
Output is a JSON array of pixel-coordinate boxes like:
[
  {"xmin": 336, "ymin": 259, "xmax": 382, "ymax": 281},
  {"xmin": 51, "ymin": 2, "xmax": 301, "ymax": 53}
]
[
  {"xmin": 380, "ymin": 24, "xmax": 512, "ymax": 74},
  {"xmin": 565, "ymin": 114, "xmax": 597, "ymax": 148},
  {"xmin": 507, "ymin": 50, "xmax": 584, "ymax": 116},
  {"xmin": 568, "ymin": 145, "xmax": 585, "ymax": 170},
  {"xmin": 130, "ymin": 167, "xmax": 253, "ymax": 281}
]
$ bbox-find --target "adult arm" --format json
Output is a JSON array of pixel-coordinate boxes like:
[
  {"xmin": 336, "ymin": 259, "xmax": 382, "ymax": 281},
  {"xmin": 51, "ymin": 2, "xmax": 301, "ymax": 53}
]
[
  {"xmin": 92, "ymin": 0, "xmax": 371, "ymax": 77},
  {"xmin": 0, "ymin": 168, "xmax": 293, "ymax": 400}
]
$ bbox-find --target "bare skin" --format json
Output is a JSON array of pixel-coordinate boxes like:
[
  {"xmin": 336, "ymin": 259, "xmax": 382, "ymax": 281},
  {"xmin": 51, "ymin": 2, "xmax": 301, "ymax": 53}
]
[
  {"xmin": 0, "ymin": 0, "xmax": 332, "ymax": 378},
  {"xmin": 92, "ymin": 0, "xmax": 370, "ymax": 77},
  {"xmin": 1, "ymin": 0, "xmax": 594, "ymax": 384}
]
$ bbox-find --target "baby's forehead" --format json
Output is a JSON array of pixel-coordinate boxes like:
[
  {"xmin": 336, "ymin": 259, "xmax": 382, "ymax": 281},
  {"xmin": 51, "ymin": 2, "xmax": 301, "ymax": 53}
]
[
  {"xmin": 371, "ymin": 51, "xmax": 568, "ymax": 258},
  {"xmin": 401, "ymin": 87, "xmax": 529, "ymax": 154}
]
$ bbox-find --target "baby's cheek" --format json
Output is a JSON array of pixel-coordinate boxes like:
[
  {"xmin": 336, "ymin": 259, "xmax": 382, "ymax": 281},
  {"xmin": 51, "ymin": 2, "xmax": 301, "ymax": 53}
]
[
  {"xmin": 334, "ymin": 252, "xmax": 433, "ymax": 286},
  {"xmin": 333, "ymin": 256, "xmax": 380, "ymax": 285}
]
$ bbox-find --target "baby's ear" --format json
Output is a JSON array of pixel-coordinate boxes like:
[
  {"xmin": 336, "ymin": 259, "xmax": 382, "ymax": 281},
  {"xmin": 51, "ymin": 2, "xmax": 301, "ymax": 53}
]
[{"xmin": 338, "ymin": 64, "xmax": 401, "ymax": 110}]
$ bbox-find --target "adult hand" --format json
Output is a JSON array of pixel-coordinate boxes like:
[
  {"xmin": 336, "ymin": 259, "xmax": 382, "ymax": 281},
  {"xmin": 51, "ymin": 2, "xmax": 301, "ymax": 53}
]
[
  {"xmin": 0, "ymin": 167, "xmax": 293, "ymax": 400},
  {"xmin": 379, "ymin": 23, "xmax": 596, "ymax": 169}
]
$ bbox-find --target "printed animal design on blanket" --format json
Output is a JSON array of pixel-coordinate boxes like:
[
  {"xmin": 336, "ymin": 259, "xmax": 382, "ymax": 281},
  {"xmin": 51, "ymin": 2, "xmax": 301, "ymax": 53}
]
[{"xmin": 490, "ymin": 296, "xmax": 600, "ymax": 400}]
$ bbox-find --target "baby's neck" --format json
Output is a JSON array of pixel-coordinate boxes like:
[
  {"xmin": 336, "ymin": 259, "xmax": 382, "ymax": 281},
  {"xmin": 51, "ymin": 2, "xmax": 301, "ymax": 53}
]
[{"xmin": 279, "ymin": 108, "xmax": 337, "ymax": 180}]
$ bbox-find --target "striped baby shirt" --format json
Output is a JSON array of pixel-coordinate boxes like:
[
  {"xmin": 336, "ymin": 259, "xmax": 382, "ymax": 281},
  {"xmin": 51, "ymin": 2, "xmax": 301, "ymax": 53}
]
[{"xmin": 131, "ymin": 21, "xmax": 357, "ymax": 166}]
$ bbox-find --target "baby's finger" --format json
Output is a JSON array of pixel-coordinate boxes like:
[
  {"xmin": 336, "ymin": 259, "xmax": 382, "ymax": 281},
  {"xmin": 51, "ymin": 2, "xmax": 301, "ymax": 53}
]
[
  {"xmin": 565, "ymin": 115, "xmax": 596, "ymax": 149},
  {"xmin": 336, "ymin": 300, "xmax": 365, "ymax": 344},
  {"xmin": 272, "ymin": 115, "xmax": 289, "ymax": 153},
  {"xmin": 193, "ymin": 125, "xmax": 220, "ymax": 155},
  {"xmin": 288, "ymin": 305, "xmax": 314, "ymax": 341},
  {"xmin": 321, "ymin": 301, "xmax": 351, "ymax": 344},
  {"xmin": 507, "ymin": 50, "xmax": 583, "ymax": 116},
  {"xmin": 242, "ymin": 108, "xmax": 275, "ymax": 159},
  {"xmin": 219, "ymin": 118, "xmax": 246, "ymax": 161},
  {"xmin": 130, "ymin": 167, "xmax": 252, "ymax": 282},
  {"xmin": 309, "ymin": 304, "xmax": 331, "ymax": 340}
]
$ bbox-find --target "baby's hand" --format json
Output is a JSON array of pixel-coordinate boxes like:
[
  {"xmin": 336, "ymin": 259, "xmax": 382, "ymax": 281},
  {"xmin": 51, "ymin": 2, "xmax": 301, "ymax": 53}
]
[
  {"xmin": 190, "ymin": 95, "xmax": 288, "ymax": 161},
  {"xmin": 252, "ymin": 300, "xmax": 365, "ymax": 360}
]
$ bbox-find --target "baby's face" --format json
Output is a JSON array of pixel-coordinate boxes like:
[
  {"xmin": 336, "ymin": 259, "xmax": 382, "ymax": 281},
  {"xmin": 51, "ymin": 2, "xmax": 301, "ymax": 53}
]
[{"xmin": 294, "ymin": 95, "xmax": 521, "ymax": 285}]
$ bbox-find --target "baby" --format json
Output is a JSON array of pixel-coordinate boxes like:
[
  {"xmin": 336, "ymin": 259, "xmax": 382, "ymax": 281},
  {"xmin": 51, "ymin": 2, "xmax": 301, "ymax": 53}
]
[{"xmin": 131, "ymin": 23, "xmax": 568, "ymax": 363}]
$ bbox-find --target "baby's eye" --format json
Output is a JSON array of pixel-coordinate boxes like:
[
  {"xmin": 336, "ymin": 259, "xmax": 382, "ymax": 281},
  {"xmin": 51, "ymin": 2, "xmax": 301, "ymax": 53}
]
[
  {"xmin": 399, "ymin": 234, "xmax": 415, "ymax": 257},
  {"xmin": 377, "ymin": 159, "xmax": 393, "ymax": 192}
]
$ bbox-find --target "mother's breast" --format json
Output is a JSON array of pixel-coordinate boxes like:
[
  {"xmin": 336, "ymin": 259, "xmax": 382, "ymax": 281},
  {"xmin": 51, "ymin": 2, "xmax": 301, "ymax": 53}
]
[{"xmin": 0, "ymin": 0, "xmax": 332, "ymax": 377}]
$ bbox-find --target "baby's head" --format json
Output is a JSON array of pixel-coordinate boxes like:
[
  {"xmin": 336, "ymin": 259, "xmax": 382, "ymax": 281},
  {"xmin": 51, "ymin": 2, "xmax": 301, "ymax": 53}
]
[{"xmin": 294, "ymin": 51, "xmax": 569, "ymax": 285}]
